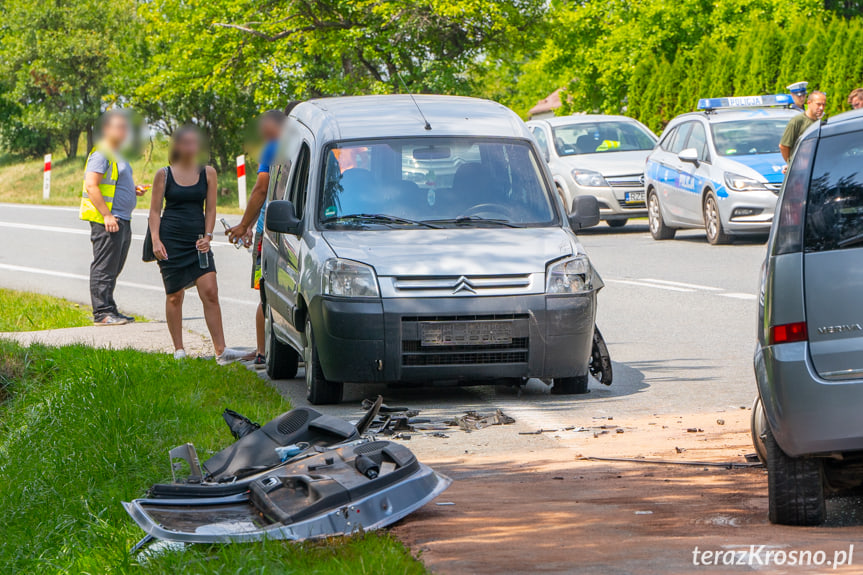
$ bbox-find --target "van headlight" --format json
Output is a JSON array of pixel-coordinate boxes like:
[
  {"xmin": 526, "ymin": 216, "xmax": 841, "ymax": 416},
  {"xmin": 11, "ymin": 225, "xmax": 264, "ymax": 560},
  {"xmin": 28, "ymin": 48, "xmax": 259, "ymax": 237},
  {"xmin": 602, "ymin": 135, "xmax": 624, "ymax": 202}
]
[
  {"xmin": 546, "ymin": 255, "xmax": 594, "ymax": 294},
  {"xmin": 322, "ymin": 259, "xmax": 380, "ymax": 298}
]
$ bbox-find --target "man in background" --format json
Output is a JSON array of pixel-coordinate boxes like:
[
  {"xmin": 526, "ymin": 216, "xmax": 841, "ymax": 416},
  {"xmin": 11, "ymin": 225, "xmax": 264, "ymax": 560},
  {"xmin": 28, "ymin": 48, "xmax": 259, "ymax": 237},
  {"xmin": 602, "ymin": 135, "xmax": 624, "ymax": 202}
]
[
  {"xmin": 81, "ymin": 110, "xmax": 147, "ymax": 326},
  {"xmin": 227, "ymin": 103, "xmax": 300, "ymax": 366},
  {"xmin": 780, "ymin": 90, "xmax": 826, "ymax": 163},
  {"xmin": 787, "ymin": 81, "xmax": 809, "ymax": 112},
  {"xmin": 848, "ymin": 88, "xmax": 863, "ymax": 110}
]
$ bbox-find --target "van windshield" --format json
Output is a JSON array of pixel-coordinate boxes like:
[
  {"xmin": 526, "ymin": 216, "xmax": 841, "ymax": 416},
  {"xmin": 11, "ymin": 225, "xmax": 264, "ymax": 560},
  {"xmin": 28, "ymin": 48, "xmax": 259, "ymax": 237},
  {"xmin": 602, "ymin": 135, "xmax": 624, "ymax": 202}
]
[
  {"xmin": 318, "ymin": 138, "xmax": 557, "ymax": 229},
  {"xmin": 551, "ymin": 121, "xmax": 656, "ymax": 156}
]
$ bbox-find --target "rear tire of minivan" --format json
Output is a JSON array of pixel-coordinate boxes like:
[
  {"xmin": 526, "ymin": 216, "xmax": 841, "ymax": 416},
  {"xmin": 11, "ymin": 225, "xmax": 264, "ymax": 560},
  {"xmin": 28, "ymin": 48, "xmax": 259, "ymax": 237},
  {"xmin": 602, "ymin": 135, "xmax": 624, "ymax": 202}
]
[
  {"xmin": 552, "ymin": 375, "xmax": 589, "ymax": 395},
  {"xmin": 265, "ymin": 307, "xmax": 300, "ymax": 380},
  {"xmin": 648, "ymin": 190, "xmax": 675, "ymax": 240},
  {"xmin": 304, "ymin": 319, "xmax": 344, "ymax": 405},
  {"xmin": 765, "ymin": 425, "xmax": 826, "ymax": 526},
  {"xmin": 607, "ymin": 219, "xmax": 627, "ymax": 228}
]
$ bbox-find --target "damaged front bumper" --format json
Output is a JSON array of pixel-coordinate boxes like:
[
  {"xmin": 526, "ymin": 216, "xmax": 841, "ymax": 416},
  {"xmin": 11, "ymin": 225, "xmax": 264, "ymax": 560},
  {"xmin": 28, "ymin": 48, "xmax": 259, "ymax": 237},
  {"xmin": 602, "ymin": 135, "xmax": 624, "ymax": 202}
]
[{"xmin": 123, "ymin": 404, "xmax": 451, "ymax": 546}]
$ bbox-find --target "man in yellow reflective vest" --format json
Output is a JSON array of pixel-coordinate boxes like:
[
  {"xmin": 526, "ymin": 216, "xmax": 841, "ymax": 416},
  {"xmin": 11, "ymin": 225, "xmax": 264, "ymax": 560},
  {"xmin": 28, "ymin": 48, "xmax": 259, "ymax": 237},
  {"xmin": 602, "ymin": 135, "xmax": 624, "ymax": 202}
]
[{"xmin": 81, "ymin": 110, "xmax": 147, "ymax": 325}]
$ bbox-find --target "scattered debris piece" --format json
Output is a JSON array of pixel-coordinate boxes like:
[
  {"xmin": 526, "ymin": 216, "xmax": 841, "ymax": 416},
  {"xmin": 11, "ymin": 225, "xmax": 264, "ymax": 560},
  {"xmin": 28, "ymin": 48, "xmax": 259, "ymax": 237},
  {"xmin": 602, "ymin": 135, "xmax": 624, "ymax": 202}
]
[
  {"xmin": 552, "ymin": 476, "xmax": 564, "ymax": 480},
  {"xmin": 716, "ymin": 419, "xmax": 725, "ymax": 425},
  {"xmin": 686, "ymin": 428, "xmax": 704, "ymax": 433},
  {"xmin": 519, "ymin": 429, "xmax": 558, "ymax": 435},
  {"xmin": 634, "ymin": 511, "xmax": 653, "ymax": 515},
  {"xmin": 616, "ymin": 428, "xmax": 625, "ymax": 434},
  {"xmin": 436, "ymin": 502, "xmax": 455, "ymax": 506},
  {"xmin": 675, "ymin": 446, "xmax": 687, "ymax": 454},
  {"xmin": 449, "ymin": 409, "xmax": 515, "ymax": 431}
]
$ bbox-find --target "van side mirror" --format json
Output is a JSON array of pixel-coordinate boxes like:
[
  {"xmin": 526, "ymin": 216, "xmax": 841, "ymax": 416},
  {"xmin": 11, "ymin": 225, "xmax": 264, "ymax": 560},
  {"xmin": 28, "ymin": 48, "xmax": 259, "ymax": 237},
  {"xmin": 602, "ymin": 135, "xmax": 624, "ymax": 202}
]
[
  {"xmin": 265, "ymin": 200, "xmax": 301, "ymax": 235},
  {"xmin": 678, "ymin": 148, "xmax": 699, "ymax": 164},
  {"xmin": 568, "ymin": 195, "xmax": 600, "ymax": 230}
]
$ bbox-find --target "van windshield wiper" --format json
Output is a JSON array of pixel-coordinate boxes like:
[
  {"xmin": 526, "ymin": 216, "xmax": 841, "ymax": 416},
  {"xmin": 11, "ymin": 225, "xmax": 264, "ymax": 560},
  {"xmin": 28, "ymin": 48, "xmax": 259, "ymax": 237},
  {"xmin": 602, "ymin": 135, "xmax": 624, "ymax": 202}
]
[
  {"xmin": 838, "ymin": 232, "xmax": 863, "ymax": 249},
  {"xmin": 422, "ymin": 216, "xmax": 522, "ymax": 228},
  {"xmin": 322, "ymin": 214, "xmax": 440, "ymax": 229}
]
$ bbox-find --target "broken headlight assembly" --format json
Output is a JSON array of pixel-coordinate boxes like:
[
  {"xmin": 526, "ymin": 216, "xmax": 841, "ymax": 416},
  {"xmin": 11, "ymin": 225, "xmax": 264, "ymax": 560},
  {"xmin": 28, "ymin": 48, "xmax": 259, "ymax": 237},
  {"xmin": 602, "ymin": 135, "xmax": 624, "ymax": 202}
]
[
  {"xmin": 546, "ymin": 255, "xmax": 594, "ymax": 294},
  {"xmin": 322, "ymin": 258, "xmax": 380, "ymax": 298}
]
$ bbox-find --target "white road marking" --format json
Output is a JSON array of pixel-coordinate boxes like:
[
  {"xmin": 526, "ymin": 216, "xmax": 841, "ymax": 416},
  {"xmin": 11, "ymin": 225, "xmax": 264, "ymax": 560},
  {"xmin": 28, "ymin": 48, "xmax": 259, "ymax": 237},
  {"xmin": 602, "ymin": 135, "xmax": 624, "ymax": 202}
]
[
  {"xmin": 605, "ymin": 279, "xmax": 694, "ymax": 293},
  {"xmin": 638, "ymin": 278, "xmax": 723, "ymax": 291},
  {"xmin": 0, "ymin": 221, "xmax": 238, "ymax": 247},
  {"xmin": 0, "ymin": 263, "xmax": 257, "ymax": 306},
  {"xmin": 718, "ymin": 292, "xmax": 758, "ymax": 300},
  {"xmin": 0, "ymin": 203, "xmax": 80, "ymax": 213}
]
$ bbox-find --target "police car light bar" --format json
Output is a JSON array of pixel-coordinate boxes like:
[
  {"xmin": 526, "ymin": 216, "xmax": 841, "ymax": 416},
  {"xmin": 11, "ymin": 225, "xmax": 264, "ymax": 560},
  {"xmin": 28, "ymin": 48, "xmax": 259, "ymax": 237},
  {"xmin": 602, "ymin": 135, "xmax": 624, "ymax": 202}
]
[{"xmin": 697, "ymin": 94, "xmax": 793, "ymax": 111}]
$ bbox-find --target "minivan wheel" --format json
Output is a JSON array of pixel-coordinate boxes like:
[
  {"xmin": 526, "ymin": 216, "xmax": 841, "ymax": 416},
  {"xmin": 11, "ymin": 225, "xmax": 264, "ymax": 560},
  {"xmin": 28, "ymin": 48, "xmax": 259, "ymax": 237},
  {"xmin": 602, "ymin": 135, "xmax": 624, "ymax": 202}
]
[
  {"xmin": 750, "ymin": 396, "xmax": 768, "ymax": 464},
  {"xmin": 648, "ymin": 190, "xmax": 675, "ymax": 240},
  {"xmin": 607, "ymin": 219, "xmax": 627, "ymax": 228},
  {"xmin": 304, "ymin": 319, "xmax": 343, "ymax": 405},
  {"xmin": 265, "ymin": 307, "xmax": 299, "ymax": 380},
  {"xmin": 764, "ymin": 425, "xmax": 826, "ymax": 526},
  {"xmin": 703, "ymin": 193, "xmax": 731, "ymax": 245},
  {"xmin": 552, "ymin": 375, "xmax": 589, "ymax": 395}
]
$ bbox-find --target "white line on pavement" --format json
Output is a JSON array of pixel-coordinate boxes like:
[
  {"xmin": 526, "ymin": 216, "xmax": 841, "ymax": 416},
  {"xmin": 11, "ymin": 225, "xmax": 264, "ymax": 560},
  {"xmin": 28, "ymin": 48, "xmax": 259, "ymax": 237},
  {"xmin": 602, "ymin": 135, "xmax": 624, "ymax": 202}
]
[
  {"xmin": 0, "ymin": 221, "xmax": 238, "ymax": 247},
  {"xmin": 0, "ymin": 263, "xmax": 257, "ymax": 306},
  {"xmin": 605, "ymin": 279, "xmax": 695, "ymax": 293},
  {"xmin": 718, "ymin": 292, "xmax": 758, "ymax": 300},
  {"xmin": 638, "ymin": 278, "xmax": 723, "ymax": 291}
]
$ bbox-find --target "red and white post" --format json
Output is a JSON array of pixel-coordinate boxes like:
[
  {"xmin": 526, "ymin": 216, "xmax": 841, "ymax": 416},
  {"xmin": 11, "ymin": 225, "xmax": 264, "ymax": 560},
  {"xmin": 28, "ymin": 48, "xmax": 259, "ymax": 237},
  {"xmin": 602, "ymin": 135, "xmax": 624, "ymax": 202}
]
[
  {"xmin": 236, "ymin": 155, "xmax": 247, "ymax": 210},
  {"xmin": 42, "ymin": 154, "xmax": 51, "ymax": 200}
]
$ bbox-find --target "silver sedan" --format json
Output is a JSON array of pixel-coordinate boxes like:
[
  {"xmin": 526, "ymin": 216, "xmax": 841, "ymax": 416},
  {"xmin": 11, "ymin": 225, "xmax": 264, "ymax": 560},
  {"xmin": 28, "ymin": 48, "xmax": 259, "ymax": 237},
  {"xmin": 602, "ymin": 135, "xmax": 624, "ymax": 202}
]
[{"xmin": 527, "ymin": 115, "xmax": 657, "ymax": 228}]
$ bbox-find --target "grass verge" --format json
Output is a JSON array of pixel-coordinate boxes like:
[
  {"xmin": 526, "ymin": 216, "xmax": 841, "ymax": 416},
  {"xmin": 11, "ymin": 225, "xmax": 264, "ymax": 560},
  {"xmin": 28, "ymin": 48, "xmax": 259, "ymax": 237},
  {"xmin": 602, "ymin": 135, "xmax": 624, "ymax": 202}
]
[
  {"xmin": 0, "ymin": 288, "xmax": 93, "ymax": 331},
  {"xmin": 0, "ymin": 342, "xmax": 426, "ymax": 574}
]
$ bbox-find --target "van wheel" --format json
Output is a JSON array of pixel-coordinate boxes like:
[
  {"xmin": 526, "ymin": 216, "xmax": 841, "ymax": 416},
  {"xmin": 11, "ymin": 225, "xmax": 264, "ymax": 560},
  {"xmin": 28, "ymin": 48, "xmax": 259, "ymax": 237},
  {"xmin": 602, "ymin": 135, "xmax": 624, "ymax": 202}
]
[
  {"xmin": 265, "ymin": 307, "xmax": 299, "ymax": 380},
  {"xmin": 750, "ymin": 396, "xmax": 768, "ymax": 464},
  {"xmin": 765, "ymin": 425, "xmax": 826, "ymax": 525},
  {"xmin": 648, "ymin": 190, "xmax": 675, "ymax": 240},
  {"xmin": 304, "ymin": 319, "xmax": 343, "ymax": 405},
  {"xmin": 607, "ymin": 219, "xmax": 627, "ymax": 228},
  {"xmin": 703, "ymin": 193, "xmax": 731, "ymax": 245},
  {"xmin": 552, "ymin": 375, "xmax": 589, "ymax": 395}
]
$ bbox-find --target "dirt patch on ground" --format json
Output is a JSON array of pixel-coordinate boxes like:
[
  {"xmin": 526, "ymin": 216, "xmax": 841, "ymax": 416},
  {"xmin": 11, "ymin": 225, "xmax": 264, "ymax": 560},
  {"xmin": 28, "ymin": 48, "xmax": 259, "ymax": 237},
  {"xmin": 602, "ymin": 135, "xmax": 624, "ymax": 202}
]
[{"xmin": 394, "ymin": 411, "xmax": 863, "ymax": 574}]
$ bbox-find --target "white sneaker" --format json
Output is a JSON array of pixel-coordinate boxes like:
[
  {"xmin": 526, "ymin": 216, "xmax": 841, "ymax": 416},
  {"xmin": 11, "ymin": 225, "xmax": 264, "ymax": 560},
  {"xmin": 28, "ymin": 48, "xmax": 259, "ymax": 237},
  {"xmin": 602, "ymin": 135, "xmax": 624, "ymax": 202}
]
[
  {"xmin": 173, "ymin": 349, "xmax": 187, "ymax": 360},
  {"xmin": 216, "ymin": 347, "xmax": 246, "ymax": 366}
]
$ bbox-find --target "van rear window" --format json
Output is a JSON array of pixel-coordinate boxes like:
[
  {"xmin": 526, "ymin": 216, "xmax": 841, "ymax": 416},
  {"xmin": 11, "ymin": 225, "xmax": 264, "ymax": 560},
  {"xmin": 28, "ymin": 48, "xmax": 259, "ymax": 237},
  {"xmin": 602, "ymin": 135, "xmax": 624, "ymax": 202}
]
[{"xmin": 804, "ymin": 133, "xmax": 863, "ymax": 252}]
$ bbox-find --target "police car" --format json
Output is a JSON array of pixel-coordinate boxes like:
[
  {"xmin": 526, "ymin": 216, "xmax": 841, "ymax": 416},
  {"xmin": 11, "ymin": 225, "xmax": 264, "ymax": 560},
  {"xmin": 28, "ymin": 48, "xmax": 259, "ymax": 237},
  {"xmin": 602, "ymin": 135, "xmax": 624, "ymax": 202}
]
[{"xmin": 644, "ymin": 95, "xmax": 798, "ymax": 244}]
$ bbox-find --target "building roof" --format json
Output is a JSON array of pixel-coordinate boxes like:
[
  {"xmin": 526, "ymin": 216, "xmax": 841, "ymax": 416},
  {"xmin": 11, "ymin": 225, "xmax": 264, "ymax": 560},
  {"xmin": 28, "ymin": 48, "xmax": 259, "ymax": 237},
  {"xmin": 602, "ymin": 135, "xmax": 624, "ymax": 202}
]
[{"xmin": 528, "ymin": 89, "xmax": 563, "ymax": 117}]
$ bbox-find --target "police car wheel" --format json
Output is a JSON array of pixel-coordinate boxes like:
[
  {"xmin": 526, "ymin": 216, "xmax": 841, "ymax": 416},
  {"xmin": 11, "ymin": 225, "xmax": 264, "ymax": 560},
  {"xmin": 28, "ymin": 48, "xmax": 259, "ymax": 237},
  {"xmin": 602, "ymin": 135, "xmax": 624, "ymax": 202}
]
[
  {"xmin": 703, "ymin": 193, "xmax": 731, "ymax": 245},
  {"xmin": 648, "ymin": 190, "xmax": 675, "ymax": 240}
]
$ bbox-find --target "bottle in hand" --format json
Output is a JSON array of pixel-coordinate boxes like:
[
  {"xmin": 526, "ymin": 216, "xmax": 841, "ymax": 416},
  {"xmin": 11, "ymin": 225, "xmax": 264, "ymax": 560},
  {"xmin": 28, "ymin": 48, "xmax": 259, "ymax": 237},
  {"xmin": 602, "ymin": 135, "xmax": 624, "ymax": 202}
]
[{"xmin": 197, "ymin": 234, "xmax": 208, "ymax": 269}]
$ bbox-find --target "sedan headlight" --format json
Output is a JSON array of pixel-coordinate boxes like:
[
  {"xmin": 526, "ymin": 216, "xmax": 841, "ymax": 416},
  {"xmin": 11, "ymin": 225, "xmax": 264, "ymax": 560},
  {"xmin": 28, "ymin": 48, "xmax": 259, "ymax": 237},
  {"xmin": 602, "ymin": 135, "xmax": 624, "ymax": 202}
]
[
  {"xmin": 546, "ymin": 255, "xmax": 595, "ymax": 294},
  {"xmin": 572, "ymin": 169, "xmax": 610, "ymax": 188},
  {"xmin": 322, "ymin": 259, "xmax": 380, "ymax": 298},
  {"xmin": 724, "ymin": 172, "xmax": 768, "ymax": 192}
]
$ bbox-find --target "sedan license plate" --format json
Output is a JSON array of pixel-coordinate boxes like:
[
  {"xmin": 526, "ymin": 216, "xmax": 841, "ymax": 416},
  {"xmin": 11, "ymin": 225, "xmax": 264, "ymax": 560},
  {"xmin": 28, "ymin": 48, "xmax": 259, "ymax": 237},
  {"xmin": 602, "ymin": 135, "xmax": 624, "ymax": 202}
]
[
  {"xmin": 625, "ymin": 191, "xmax": 645, "ymax": 204},
  {"xmin": 420, "ymin": 321, "xmax": 513, "ymax": 347}
]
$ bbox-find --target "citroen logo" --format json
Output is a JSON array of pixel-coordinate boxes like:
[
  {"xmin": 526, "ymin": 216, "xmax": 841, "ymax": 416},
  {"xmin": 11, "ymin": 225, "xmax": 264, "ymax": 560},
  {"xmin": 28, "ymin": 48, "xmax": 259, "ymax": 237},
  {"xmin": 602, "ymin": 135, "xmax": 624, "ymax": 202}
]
[
  {"xmin": 639, "ymin": 174, "xmax": 645, "ymax": 186},
  {"xmin": 452, "ymin": 276, "xmax": 477, "ymax": 295}
]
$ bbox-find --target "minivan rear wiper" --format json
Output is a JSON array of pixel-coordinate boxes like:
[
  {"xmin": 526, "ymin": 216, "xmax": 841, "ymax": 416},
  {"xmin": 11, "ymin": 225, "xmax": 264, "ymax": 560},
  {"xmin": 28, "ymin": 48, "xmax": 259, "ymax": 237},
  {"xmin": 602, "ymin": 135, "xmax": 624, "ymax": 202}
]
[
  {"xmin": 423, "ymin": 216, "xmax": 522, "ymax": 228},
  {"xmin": 322, "ymin": 214, "xmax": 440, "ymax": 229}
]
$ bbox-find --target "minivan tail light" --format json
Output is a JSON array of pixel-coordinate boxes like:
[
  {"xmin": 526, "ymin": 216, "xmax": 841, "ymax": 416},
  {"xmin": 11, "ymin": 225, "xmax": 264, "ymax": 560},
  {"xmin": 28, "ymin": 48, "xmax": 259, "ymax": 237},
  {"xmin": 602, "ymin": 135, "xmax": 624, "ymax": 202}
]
[
  {"xmin": 770, "ymin": 322, "xmax": 808, "ymax": 345},
  {"xmin": 773, "ymin": 138, "xmax": 816, "ymax": 255}
]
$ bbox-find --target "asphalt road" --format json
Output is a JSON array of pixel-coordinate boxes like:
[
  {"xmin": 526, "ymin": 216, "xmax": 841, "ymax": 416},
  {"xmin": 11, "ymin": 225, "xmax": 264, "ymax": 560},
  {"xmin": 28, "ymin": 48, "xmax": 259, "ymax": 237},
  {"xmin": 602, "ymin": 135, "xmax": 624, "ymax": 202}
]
[{"xmin": 0, "ymin": 203, "xmax": 768, "ymax": 427}]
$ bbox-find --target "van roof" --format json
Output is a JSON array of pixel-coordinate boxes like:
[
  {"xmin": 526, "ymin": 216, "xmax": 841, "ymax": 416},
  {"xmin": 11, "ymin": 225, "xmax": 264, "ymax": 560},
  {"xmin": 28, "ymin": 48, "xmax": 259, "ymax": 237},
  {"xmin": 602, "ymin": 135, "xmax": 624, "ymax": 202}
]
[{"xmin": 292, "ymin": 95, "xmax": 529, "ymax": 143}]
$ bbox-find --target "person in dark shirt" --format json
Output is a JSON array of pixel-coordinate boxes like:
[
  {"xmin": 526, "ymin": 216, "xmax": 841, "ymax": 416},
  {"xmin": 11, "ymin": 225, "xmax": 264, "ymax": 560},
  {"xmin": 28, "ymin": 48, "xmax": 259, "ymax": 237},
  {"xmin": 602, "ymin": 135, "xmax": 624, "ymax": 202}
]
[{"xmin": 780, "ymin": 91, "xmax": 826, "ymax": 163}]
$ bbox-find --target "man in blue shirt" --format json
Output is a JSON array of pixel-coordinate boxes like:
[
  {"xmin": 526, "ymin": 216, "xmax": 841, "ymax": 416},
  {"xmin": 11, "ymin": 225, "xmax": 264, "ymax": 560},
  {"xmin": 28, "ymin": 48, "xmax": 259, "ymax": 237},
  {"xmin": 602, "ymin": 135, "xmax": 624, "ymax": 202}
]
[{"xmin": 227, "ymin": 105, "xmax": 297, "ymax": 365}]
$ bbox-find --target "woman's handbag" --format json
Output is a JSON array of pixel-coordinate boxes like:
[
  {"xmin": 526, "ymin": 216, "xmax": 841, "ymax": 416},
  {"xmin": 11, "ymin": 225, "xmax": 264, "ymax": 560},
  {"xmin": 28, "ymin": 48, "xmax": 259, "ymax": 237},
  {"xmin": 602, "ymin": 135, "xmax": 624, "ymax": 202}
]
[{"xmin": 142, "ymin": 223, "xmax": 156, "ymax": 262}]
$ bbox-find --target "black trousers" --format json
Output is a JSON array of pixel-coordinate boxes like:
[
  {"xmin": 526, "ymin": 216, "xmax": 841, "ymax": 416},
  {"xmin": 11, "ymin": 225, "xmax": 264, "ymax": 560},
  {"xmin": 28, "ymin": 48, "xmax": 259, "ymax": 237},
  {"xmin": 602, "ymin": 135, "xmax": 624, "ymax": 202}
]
[{"xmin": 89, "ymin": 219, "xmax": 132, "ymax": 320}]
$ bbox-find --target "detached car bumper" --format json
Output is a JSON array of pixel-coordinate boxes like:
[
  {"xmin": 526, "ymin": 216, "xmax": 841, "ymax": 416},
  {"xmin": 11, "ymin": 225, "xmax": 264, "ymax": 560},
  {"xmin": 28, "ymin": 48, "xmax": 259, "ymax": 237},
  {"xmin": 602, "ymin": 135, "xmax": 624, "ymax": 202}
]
[
  {"xmin": 755, "ymin": 341, "xmax": 863, "ymax": 457},
  {"xmin": 309, "ymin": 294, "xmax": 596, "ymax": 384}
]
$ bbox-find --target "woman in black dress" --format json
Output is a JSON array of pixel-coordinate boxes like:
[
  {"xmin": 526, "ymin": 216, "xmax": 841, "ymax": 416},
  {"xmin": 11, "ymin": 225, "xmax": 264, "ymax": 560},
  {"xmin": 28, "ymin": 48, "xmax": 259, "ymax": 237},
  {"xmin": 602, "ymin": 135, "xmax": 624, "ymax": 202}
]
[{"xmin": 148, "ymin": 127, "xmax": 244, "ymax": 364}]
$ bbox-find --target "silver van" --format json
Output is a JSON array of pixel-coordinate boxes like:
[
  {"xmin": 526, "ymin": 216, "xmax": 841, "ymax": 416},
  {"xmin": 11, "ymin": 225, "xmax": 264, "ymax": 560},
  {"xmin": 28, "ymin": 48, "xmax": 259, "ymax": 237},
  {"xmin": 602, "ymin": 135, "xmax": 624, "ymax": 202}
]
[
  {"xmin": 754, "ymin": 109, "xmax": 863, "ymax": 525},
  {"xmin": 260, "ymin": 95, "xmax": 603, "ymax": 404}
]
